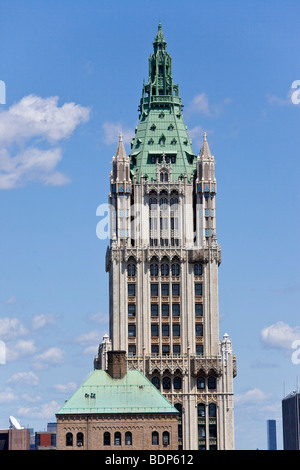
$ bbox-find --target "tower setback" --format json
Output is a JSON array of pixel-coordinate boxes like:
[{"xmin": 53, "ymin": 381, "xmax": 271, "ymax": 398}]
[{"xmin": 98, "ymin": 23, "xmax": 236, "ymax": 450}]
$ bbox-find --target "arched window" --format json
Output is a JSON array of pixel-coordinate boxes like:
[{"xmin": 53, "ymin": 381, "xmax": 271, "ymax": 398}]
[
  {"xmin": 149, "ymin": 197, "xmax": 157, "ymax": 208},
  {"xmin": 77, "ymin": 432, "xmax": 84, "ymax": 447},
  {"xmin": 152, "ymin": 377, "xmax": 160, "ymax": 389},
  {"xmin": 173, "ymin": 376, "xmax": 182, "ymax": 390},
  {"xmin": 174, "ymin": 403, "xmax": 182, "ymax": 417},
  {"xmin": 66, "ymin": 432, "xmax": 73, "ymax": 447},
  {"xmin": 162, "ymin": 376, "xmax": 171, "ymax": 390},
  {"xmin": 114, "ymin": 432, "xmax": 121, "ymax": 445},
  {"xmin": 209, "ymin": 403, "xmax": 217, "ymax": 417},
  {"xmin": 208, "ymin": 376, "xmax": 216, "ymax": 390},
  {"xmin": 198, "ymin": 403, "xmax": 205, "ymax": 417},
  {"xmin": 163, "ymin": 431, "xmax": 170, "ymax": 446},
  {"xmin": 125, "ymin": 432, "xmax": 132, "ymax": 445},
  {"xmin": 103, "ymin": 432, "xmax": 110, "ymax": 446},
  {"xmin": 150, "ymin": 263, "xmax": 158, "ymax": 276},
  {"xmin": 152, "ymin": 431, "xmax": 159, "ymax": 445},
  {"xmin": 161, "ymin": 263, "xmax": 169, "ymax": 276},
  {"xmin": 194, "ymin": 264, "xmax": 203, "ymax": 276},
  {"xmin": 127, "ymin": 263, "xmax": 136, "ymax": 277},
  {"xmin": 171, "ymin": 264, "xmax": 180, "ymax": 276},
  {"xmin": 197, "ymin": 377, "xmax": 205, "ymax": 389}
]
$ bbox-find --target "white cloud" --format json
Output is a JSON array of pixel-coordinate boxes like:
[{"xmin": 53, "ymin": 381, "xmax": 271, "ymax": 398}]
[
  {"xmin": 186, "ymin": 93, "xmax": 232, "ymax": 117},
  {"xmin": 235, "ymin": 388, "xmax": 270, "ymax": 406},
  {"xmin": 6, "ymin": 339, "xmax": 37, "ymax": 362},
  {"xmin": 89, "ymin": 312, "xmax": 109, "ymax": 325},
  {"xmin": 102, "ymin": 121, "xmax": 133, "ymax": 146},
  {"xmin": 31, "ymin": 313, "xmax": 57, "ymax": 331},
  {"xmin": 7, "ymin": 371, "xmax": 39, "ymax": 387},
  {"xmin": 0, "ymin": 388, "xmax": 19, "ymax": 403},
  {"xmin": 75, "ymin": 329, "xmax": 102, "ymax": 345},
  {"xmin": 0, "ymin": 317, "xmax": 27, "ymax": 340},
  {"xmin": 54, "ymin": 382, "xmax": 77, "ymax": 394},
  {"xmin": 18, "ymin": 400, "xmax": 60, "ymax": 419},
  {"xmin": 0, "ymin": 94, "xmax": 90, "ymax": 189},
  {"xmin": 32, "ymin": 347, "xmax": 66, "ymax": 370},
  {"xmin": 261, "ymin": 321, "xmax": 300, "ymax": 350}
]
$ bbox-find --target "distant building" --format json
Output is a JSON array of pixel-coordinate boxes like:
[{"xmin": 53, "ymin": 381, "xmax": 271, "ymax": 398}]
[
  {"xmin": 56, "ymin": 350, "xmax": 179, "ymax": 450},
  {"xmin": 267, "ymin": 419, "xmax": 277, "ymax": 450},
  {"xmin": 0, "ymin": 428, "xmax": 30, "ymax": 450},
  {"xmin": 282, "ymin": 391, "xmax": 300, "ymax": 450},
  {"xmin": 35, "ymin": 431, "xmax": 56, "ymax": 450}
]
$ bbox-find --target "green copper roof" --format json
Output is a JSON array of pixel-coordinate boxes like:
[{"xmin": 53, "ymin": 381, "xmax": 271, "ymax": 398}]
[
  {"xmin": 130, "ymin": 23, "xmax": 197, "ymax": 182},
  {"xmin": 56, "ymin": 369, "xmax": 178, "ymax": 415}
]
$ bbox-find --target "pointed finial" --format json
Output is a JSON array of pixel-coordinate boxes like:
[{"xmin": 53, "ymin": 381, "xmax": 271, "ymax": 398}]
[
  {"xmin": 119, "ymin": 132, "xmax": 123, "ymax": 142},
  {"xmin": 203, "ymin": 131, "xmax": 207, "ymax": 142}
]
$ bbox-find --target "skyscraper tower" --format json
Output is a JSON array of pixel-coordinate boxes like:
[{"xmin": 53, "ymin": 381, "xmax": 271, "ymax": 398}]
[{"xmin": 97, "ymin": 23, "xmax": 236, "ymax": 450}]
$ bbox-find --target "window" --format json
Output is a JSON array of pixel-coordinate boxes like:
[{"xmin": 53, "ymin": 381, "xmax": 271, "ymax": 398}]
[
  {"xmin": 150, "ymin": 264, "xmax": 158, "ymax": 276},
  {"xmin": 173, "ymin": 376, "xmax": 182, "ymax": 389},
  {"xmin": 162, "ymin": 304, "xmax": 169, "ymax": 317},
  {"xmin": 209, "ymin": 424, "xmax": 217, "ymax": 438},
  {"xmin": 162, "ymin": 324, "xmax": 169, "ymax": 337},
  {"xmin": 128, "ymin": 304, "xmax": 136, "ymax": 317},
  {"xmin": 66, "ymin": 432, "xmax": 73, "ymax": 447},
  {"xmin": 196, "ymin": 324, "xmax": 203, "ymax": 336},
  {"xmin": 128, "ymin": 345, "xmax": 136, "ymax": 356},
  {"xmin": 172, "ymin": 283, "xmax": 180, "ymax": 296},
  {"xmin": 151, "ymin": 344, "xmax": 159, "ymax": 355},
  {"xmin": 163, "ymin": 431, "xmax": 170, "ymax": 446},
  {"xmin": 151, "ymin": 283, "xmax": 158, "ymax": 296},
  {"xmin": 196, "ymin": 345, "xmax": 203, "ymax": 355},
  {"xmin": 162, "ymin": 344, "xmax": 170, "ymax": 355},
  {"xmin": 198, "ymin": 425, "xmax": 206, "ymax": 438},
  {"xmin": 172, "ymin": 304, "xmax": 180, "ymax": 316},
  {"xmin": 151, "ymin": 324, "xmax": 159, "ymax": 337},
  {"xmin": 173, "ymin": 324, "xmax": 180, "ymax": 337},
  {"xmin": 198, "ymin": 403, "xmax": 205, "ymax": 417},
  {"xmin": 128, "ymin": 283, "xmax": 136, "ymax": 296},
  {"xmin": 127, "ymin": 264, "xmax": 136, "ymax": 276},
  {"xmin": 173, "ymin": 344, "xmax": 180, "ymax": 355},
  {"xmin": 114, "ymin": 432, "xmax": 121, "ymax": 445},
  {"xmin": 163, "ymin": 377, "xmax": 171, "ymax": 389},
  {"xmin": 103, "ymin": 432, "xmax": 110, "ymax": 446},
  {"xmin": 197, "ymin": 377, "xmax": 205, "ymax": 389},
  {"xmin": 152, "ymin": 431, "xmax": 159, "ymax": 445},
  {"xmin": 125, "ymin": 432, "xmax": 132, "ymax": 446},
  {"xmin": 152, "ymin": 377, "xmax": 160, "ymax": 389},
  {"xmin": 161, "ymin": 284, "xmax": 169, "ymax": 296},
  {"xmin": 151, "ymin": 304, "xmax": 158, "ymax": 316},
  {"xmin": 208, "ymin": 376, "xmax": 216, "ymax": 390},
  {"xmin": 171, "ymin": 264, "xmax": 180, "ymax": 276},
  {"xmin": 195, "ymin": 304, "xmax": 203, "ymax": 316},
  {"xmin": 195, "ymin": 283, "xmax": 202, "ymax": 296},
  {"xmin": 161, "ymin": 263, "xmax": 169, "ymax": 276},
  {"xmin": 77, "ymin": 432, "xmax": 84, "ymax": 447},
  {"xmin": 194, "ymin": 264, "xmax": 202, "ymax": 276},
  {"xmin": 128, "ymin": 325, "xmax": 136, "ymax": 337},
  {"xmin": 209, "ymin": 403, "xmax": 216, "ymax": 417}
]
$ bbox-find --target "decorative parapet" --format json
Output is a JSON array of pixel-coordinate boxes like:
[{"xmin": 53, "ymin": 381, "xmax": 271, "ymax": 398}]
[
  {"xmin": 188, "ymin": 247, "xmax": 221, "ymax": 265},
  {"xmin": 190, "ymin": 356, "xmax": 223, "ymax": 377}
]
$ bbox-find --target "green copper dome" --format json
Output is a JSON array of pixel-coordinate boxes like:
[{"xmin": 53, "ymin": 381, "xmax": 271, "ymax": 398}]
[{"xmin": 130, "ymin": 23, "xmax": 197, "ymax": 182}]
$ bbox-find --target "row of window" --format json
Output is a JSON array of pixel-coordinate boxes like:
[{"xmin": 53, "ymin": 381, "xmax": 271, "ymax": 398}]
[
  {"xmin": 128, "ymin": 344, "xmax": 204, "ymax": 356},
  {"xmin": 128, "ymin": 303, "xmax": 203, "ymax": 317},
  {"xmin": 129, "ymin": 263, "xmax": 203, "ymax": 277},
  {"xmin": 65, "ymin": 431, "xmax": 171, "ymax": 447},
  {"xmin": 151, "ymin": 376, "xmax": 217, "ymax": 392},
  {"xmin": 150, "ymin": 323, "xmax": 203, "ymax": 338},
  {"xmin": 128, "ymin": 283, "xmax": 203, "ymax": 297}
]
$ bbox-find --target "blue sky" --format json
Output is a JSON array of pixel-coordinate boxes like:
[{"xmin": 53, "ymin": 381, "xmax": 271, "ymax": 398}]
[{"xmin": 0, "ymin": 0, "xmax": 300, "ymax": 450}]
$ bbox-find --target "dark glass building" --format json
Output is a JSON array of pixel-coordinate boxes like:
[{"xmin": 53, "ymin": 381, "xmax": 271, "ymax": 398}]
[{"xmin": 282, "ymin": 392, "xmax": 300, "ymax": 450}]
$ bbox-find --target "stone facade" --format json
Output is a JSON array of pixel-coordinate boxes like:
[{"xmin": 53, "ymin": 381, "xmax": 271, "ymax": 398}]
[
  {"xmin": 56, "ymin": 414, "xmax": 178, "ymax": 450},
  {"xmin": 97, "ymin": 23, "xmax": 236, "ymax": 450}
]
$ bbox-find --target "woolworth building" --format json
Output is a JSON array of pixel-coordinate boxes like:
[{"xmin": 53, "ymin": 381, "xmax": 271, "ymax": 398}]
[{"xmin": 97, "ymin": 23, "xmax": 236, "ymax": 450}]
